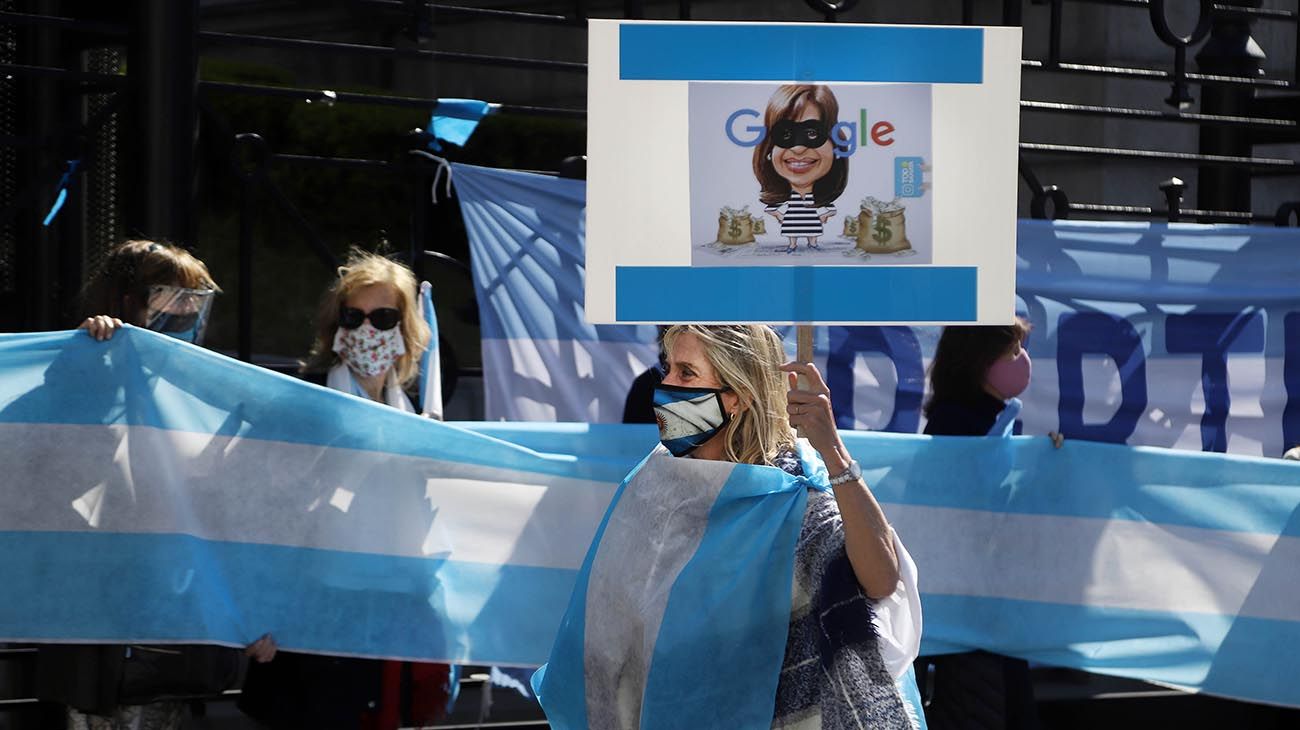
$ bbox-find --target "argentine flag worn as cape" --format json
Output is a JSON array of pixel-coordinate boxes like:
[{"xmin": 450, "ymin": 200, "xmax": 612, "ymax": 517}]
[{"xmin": 534, "ymin": 443, "xmax": 924, "ymax": 729}]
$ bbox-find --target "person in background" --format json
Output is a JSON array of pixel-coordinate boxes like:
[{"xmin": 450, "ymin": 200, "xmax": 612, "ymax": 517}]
[
  {"xmin": 238, "ymin": 249, "xmax": 452, "ymax": 730},
  {"xmin": 916, "ymin": 316, "xmax": 1044, "ymax": 730},
  {"xmin": 621, "ymin": 326, "xmax": 667, "ymax": 424},
  {"xmin": 77, "ymin": 240, "xmax": 219, "ymax": 345},
  {"xmin": 35, "ymin": 239, "xmax": 276, "ymax": 730},
  {"xmin": 924, "ymin": 317, "xmax": 1037, "ymax": 438}
]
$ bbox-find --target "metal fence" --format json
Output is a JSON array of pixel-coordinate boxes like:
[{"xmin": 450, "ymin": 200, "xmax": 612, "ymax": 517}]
[{"xmin": 4, "ymin": 0, "xmax": 1299, "ymax": 338}]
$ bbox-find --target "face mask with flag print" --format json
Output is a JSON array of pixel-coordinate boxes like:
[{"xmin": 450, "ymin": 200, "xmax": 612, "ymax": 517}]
[{"xmin": 652, "ymin": 384, "xmax": 732, "ymax": 457}]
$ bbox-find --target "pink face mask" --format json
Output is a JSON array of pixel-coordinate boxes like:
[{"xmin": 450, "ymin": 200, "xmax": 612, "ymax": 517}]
[{"xmin": 986, "ymin": 349, "xmax": 1032, "ymax": 400}]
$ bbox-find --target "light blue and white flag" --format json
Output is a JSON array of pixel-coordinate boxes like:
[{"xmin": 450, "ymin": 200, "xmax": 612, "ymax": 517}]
[
  {"xmin": 418, "ymin": 280, "xmax": 443, "ymax": 420},
  {"xmin": 0, "ymin": 328, "xmax": 626, "ymax": 665},
  {"xmin": 5, "ymin": 330, "xmax": 1300, "ymax": 709},
  {"xmin": 533, "ymin": 439, "xmax": 925, "ymax": 729},
  {"xmin": 846, "ymin": 430, "xmax": 1300, "ymax": 708},
  {"xmin": 451, "ymin": 163, "xmax": 1300, "ymax": 458},
  {"xmin": 452, "ymin": 163, "xmax": 659, "ymax": 422},
  {"xmin": 533, "ymin": 445, "xmax": 814, "ymax": 729}
]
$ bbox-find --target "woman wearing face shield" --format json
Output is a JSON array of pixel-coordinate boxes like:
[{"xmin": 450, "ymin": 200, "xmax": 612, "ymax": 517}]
[
  {"xmin": 34, "ymin": 240, "xmax": 276, "ymax": 730},
  {"xmin": 550, "ymin": 325, "xmax": 921, "ymax": 729},
  {"xmin": 237, "ymin": 249, "xmax": 454, "ymax": 730},
  {"xmin": 76, "ymin": 240, "xmax": 219, "ymax": 345}
]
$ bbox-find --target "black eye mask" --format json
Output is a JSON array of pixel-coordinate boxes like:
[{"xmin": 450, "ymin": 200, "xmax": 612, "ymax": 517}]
[{"xmin": 769, "ymin": 119, "xmax": 829, "ymax": 149}]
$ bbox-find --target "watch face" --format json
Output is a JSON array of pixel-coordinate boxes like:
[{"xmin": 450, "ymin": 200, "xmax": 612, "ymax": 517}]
[{"xmin": 832, "ymin": 461, "xmax": 860, "ymax": 484}]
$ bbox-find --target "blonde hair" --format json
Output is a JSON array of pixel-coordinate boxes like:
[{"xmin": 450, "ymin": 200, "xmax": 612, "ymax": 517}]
[
  {"xmin": 82, "ymin": 240, "xmax": 219, "ymax": 322},
  {"xmin": 662, "ymin": 325, "xmax": 795, "ymax": 466},
  {"xmin": 303, "ymin": 249, "xmax": 430, "ymax": 386}
]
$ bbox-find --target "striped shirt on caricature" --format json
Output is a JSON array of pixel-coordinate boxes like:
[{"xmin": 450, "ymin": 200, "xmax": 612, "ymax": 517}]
[{"xmin": 768, "ymin": 191, "xmax": 835, "ymax": 238}]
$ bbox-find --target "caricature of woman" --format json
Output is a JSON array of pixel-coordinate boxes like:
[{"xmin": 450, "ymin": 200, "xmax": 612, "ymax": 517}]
[{"xmin": 754, "ymin": 85, "xmax": 849, "ymax": 253}]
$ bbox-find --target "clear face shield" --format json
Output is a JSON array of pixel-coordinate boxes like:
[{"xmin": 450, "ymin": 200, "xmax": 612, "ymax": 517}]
[{"xmin": 144, "ymin": 285, "xmax": 216, "ymax": 345}]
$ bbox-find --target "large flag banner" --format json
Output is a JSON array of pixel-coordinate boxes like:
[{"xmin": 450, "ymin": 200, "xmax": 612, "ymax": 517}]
[
  {"xmin": 2, "ymin": 330, "xmax": 1300, "ymax": 708},
  {"xmin": 453, "ymin": 162, "xmax": 658, "ymax": 423},
  {"xmin": 0, "ymin": 329, "xmax": 623, "ymax": 665},
  {"xmin": 454, "ymin": 165, "xmax": 1300, "ymax": 458},
  {"xmin": 586, "ymin": 21, "xmax": 1022, "ymax": 325}
]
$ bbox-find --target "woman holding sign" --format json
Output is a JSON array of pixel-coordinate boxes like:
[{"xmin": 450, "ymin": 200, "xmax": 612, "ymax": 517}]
[{"xmin": 536, "ymin": 325, "xmax": 923, "ymax": 729}]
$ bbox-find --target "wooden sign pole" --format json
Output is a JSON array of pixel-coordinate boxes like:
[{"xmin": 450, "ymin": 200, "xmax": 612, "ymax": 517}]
[
  {"xmin": 795, "ymin": 324, "xmax": 813, "ymax": 438},
  {"xmin": 796, "ymin": 324, "xmax": 813, "ymax": 387}
]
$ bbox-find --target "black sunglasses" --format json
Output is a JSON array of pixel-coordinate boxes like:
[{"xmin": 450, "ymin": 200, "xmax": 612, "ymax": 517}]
[{"xmin": 339, "ymin": 306, "xmax": 401, "ymax": 331}]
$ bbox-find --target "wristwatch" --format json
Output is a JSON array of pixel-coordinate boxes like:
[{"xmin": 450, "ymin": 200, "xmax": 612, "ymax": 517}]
[{"xmin": 828, "ymin": 459, "xmax": 861, "ymax": 486}]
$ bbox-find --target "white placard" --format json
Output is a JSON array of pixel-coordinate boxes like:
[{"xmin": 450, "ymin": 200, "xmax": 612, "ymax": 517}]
[{"xmin": 586, "ymin": 20, "xmax": 1022, "ymax": 326}]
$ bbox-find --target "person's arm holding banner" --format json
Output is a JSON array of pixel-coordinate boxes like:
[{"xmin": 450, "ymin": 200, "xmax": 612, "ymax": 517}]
[{"xmin": 782, "ymin": 361, "xmax": 899, "ymax": 599}]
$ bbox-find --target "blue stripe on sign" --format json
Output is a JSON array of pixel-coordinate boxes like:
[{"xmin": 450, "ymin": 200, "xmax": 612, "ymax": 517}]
[
  {"xmin": 619, "ymin": 24, "xmax": 983, "ymax": 83},
  {"xmin": 615, "ymin": 266, "xmax": 977, "ymax": 322},
  {"xmin": 0, "ymin": 531, "xmax": 575, "ymax": 665},
  {"xmin": 919, "ymin": 594, "xmax": 1300, "ymax": 709},
  {"xmin": 641, "ymin": 464, "xmax": 806, "ymax": 730}
]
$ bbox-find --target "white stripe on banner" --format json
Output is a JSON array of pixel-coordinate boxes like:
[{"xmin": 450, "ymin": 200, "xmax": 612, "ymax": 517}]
[
  {"xmin": 846, "ymin": 356, "xmax": 1287, "ymax": 455},
  {"xmin": 889, "ymin": 505, "xmax": 1298, "ymax": 622},
  {"xmin": 582, "ymin": 453, "xmax": 735, "ymax": 729},
  {"xmin": 0, "ymin": 423, "xmax": 610, "ymax": 570},
  {"xmin": 481, "ymin": 338, "xmax": 655, "ymax": 422}
]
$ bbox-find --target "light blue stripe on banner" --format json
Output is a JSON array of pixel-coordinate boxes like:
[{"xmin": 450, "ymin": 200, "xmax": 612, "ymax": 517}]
[
  {"xmin": 458, "ymin": 422, "xmax": 660, "ymax": 464},
  {"xmin": 0, "ymin": 330, "xmax": 631, "ymax": 485},
  {"xmin": 845, "ymin": 431, "xmax": 1300, "ymax": 537},
  {"xmin": 619, "ymin": 24, "xmax": 984, "ymax": 83},
  {"xmin": 641, "ymin": 463, "xmax": 807, "ymax": 729},
  {"xmin": 615, "ymin": 266, "xmax": 977, "ymax": 322},
  {"xmin": 920, "ymin": 594, "xmax": 1300, "ymax": 709},
  {"xmin": 0, "ymin": 532, "xmax": 574, "ymax": 665}
]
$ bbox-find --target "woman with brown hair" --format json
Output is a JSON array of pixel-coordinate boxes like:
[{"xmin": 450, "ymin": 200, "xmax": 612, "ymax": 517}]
[
  {"xmin": 35, "ymin": 239, "xmax": 276, "ymax": 730},
  {"xmin": 918, "ymin": 317, "xmax": 1046, "ymax": 730},
  {"xmin": 753, "ymin": 85, "xmax": 850, "ymax": 253},
  {"xmin": 77, "ymin": 239, "xmax": 220, "ymax": 344},
  {"xmin": 923, "ymin": 318, "xmax": 1034, "ymax": 438}
]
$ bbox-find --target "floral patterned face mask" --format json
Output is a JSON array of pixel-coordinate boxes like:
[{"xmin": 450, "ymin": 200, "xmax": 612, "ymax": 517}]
[{"xmin": 332, "ymin": 321, "xmax": 406, "ymax": 379}]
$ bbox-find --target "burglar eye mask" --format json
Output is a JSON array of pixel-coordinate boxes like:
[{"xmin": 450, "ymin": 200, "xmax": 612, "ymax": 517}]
[{"xmin": 769, "ymin": 120, "xmax": 829, "ymax": 149}]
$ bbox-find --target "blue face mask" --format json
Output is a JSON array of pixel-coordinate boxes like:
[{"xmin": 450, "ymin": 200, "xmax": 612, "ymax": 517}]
[{"xmin": 652, "ymin": 384, "xmax": 732, "ymax": 457}]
